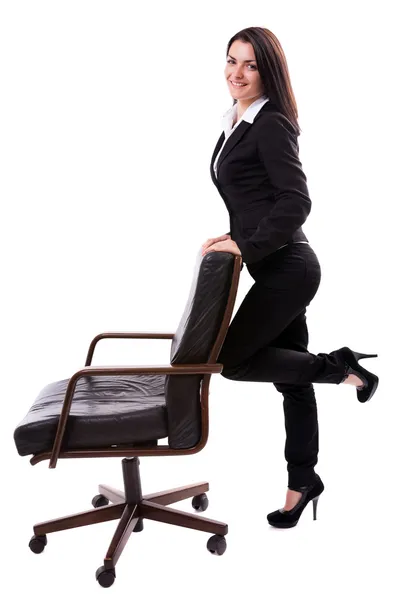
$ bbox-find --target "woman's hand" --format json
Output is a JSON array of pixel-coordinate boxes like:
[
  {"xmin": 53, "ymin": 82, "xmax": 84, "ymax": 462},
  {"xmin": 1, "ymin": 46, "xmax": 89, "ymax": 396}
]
[
  {"xmin": 202, "ymin": 233, "xmax": 231, "ymax": 251},
  {"xmin": 201, "ymin": 234, "xmax": 242, "ymax": 257}
]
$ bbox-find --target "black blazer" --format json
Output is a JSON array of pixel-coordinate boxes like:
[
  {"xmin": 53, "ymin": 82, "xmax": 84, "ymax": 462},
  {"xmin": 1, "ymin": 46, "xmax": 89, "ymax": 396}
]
[{"xmin": 210, "ymin": 99, "xmax": 310, "ymax": 266}]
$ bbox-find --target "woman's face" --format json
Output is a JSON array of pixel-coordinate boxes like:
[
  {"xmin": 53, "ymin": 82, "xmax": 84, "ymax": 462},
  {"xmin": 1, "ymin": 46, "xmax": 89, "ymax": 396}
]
[{"xmin": 224, "ymin": 40, "xmax": 264, "ymax": 102}]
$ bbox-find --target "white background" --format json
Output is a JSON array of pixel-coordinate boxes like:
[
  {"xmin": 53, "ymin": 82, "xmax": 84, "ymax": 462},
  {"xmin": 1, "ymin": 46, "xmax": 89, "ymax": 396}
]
[{"xmin": 1, "ymin": 1, "xmax": 399, "ymax": 598}]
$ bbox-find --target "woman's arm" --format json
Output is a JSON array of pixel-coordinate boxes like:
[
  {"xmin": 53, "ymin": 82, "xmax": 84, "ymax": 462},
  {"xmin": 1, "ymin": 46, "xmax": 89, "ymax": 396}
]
[{"xmin": 235, "ymin": 113, "xmax": 311, "ymax": 264}]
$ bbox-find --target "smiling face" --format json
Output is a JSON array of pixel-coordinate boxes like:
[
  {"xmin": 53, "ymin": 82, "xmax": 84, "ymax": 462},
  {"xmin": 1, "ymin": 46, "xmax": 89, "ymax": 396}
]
[{"xmin": 224, "ymin": 40, "xmax": 265, "ymax": 107}]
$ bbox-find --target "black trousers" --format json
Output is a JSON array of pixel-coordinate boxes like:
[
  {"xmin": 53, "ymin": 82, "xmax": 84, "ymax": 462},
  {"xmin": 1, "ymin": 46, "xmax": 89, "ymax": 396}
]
[{"xmin": 217, "ymin": 242, "xmax": 346, "ymax": 489}]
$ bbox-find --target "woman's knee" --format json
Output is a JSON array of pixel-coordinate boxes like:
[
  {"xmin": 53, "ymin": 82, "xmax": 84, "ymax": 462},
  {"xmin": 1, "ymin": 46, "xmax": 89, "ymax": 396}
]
[
  {"xmin": 273, "ymin": 381, "xmax": 314, "ymax": 394},
  {"xmin": 220, "ymin": 362, "xmax": 247, "ymax": 380}
]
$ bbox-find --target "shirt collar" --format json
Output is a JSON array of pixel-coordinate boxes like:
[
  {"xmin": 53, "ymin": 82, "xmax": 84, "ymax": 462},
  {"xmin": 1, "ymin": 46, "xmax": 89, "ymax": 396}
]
[{"xmin": 221, "ymin": 95, "xmax": 270, "ymax": 134}]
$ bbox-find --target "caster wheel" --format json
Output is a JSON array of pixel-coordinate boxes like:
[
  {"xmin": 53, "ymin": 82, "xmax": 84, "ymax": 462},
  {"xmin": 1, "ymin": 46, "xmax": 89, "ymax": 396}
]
[
  {"xmin": 92, "ymin": 494, "xmax": 109, "ymax": 508},
  {"xmin": 133, "ymin": 517, "xmax": 144, "ymax": 533},
  {"xmin": 207, "ymin": 534, "xmax": 226, "ymax": 556},
  {"xmin": 29, "ymin": 534, "xmax": 47, "ymax": 554},
  {"xmin": 192, "ymin": 493, "xmax": 209, "ymax": 512},
  {"xmin": 96, "ymin": 566, "xmax": 116, "ymax": 588}
]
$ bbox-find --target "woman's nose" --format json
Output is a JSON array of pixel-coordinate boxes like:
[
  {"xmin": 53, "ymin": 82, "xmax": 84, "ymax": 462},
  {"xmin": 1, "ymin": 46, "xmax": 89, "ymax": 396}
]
[{"xmin": 233, "ymin": 68, "xmax": 244, "ymax": 78}]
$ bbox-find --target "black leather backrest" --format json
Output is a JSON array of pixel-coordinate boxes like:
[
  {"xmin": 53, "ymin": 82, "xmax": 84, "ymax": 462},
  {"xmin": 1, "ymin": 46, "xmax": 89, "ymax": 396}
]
[{"xmin": 165, "ymin": 250, "xmax": 235, "ymax": 448}]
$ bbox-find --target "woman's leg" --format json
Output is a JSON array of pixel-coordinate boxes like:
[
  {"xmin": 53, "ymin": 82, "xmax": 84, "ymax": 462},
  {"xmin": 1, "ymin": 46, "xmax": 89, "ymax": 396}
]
[
  {"xmin": 216, "ymin": 243, "xmax": 335, "ymax": 493},
  {"xmin": 218, "ymin": 243, "xmax": 346, "ymax": 385},
  {"xmin": 270, "ymin": 308, "xmax": 319, "ymax": 490}
]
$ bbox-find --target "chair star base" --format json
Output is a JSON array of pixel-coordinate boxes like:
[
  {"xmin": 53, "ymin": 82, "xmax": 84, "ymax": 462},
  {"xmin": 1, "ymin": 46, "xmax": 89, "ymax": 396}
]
[{"xmin": 29, "ymin": 457, "xmax": 228, "ymax": 586}]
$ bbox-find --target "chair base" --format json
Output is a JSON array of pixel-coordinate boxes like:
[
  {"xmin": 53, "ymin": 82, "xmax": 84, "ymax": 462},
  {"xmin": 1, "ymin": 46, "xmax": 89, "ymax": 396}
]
[{"xmin": 30, "ymin": 457, "xmax": 228, "ymax": 585}]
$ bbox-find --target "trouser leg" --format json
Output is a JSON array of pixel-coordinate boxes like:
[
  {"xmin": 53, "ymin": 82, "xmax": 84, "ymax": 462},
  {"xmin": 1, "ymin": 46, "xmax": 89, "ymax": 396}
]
[
  {"xmin": 271, "ymin": 309, "xmax": 319, "ymax": 489},
  {"xmin": 218, "ymin": 244, "xmax": 346, "ymax": 384},
  {"xmin": 217, "ymin": 243, "xmax": 341, "ymax": 488}
]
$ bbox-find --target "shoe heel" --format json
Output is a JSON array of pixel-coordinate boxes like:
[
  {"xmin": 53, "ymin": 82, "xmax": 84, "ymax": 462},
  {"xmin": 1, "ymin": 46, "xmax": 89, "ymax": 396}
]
[
  {"xmin": 353, "ymin": 351, "xmax": 378, "ymax": 362},
  {"xmin": 312, "ymin": 496, "xmax": 320, "ymax": 520}
]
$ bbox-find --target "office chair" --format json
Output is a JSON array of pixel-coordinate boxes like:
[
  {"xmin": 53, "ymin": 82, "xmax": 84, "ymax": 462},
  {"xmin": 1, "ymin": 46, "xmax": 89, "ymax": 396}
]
[{"xmin": 13, "ymin": 250, "xmax": 242, "ymax": 587}]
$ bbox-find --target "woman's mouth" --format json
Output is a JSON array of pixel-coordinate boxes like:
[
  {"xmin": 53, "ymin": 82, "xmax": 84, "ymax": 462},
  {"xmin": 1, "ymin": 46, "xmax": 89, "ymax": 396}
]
[{"xmin": 230, "ymin": 81, "xmax": 247, "ymax": 88}]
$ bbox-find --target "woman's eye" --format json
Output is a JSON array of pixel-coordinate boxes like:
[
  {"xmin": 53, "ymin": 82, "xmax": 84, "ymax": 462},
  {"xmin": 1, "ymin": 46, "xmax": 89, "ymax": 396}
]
[{"xmin": 227, "ymin": 59, "xmax": 256, "ymax": 69}]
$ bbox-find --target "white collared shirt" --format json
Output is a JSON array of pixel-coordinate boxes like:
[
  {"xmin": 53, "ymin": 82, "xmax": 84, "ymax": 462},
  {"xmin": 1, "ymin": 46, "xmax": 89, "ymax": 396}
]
[{"xmin": 213, "ymin": 95, "xmax": 270, "ymax": 178}]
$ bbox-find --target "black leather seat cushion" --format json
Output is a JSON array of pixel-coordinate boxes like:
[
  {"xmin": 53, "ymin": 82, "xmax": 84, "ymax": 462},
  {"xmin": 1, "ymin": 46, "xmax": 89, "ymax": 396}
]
[{"xmin": 14, "ymin": 374, "xmax": 168, "ymax": 456}]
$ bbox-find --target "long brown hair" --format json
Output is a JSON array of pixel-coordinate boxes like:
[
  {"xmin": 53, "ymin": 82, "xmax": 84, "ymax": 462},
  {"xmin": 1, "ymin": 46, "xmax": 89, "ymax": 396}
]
[{"xmin": 227, "ymin": 27, "xmax": 301, "ymax": 135}]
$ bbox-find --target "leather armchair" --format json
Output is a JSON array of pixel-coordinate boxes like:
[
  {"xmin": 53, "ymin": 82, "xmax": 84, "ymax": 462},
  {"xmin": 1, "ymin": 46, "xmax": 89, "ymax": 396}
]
[{"xmin": 13, "ymin": 250, "xmax": 242, "ymax": 587}]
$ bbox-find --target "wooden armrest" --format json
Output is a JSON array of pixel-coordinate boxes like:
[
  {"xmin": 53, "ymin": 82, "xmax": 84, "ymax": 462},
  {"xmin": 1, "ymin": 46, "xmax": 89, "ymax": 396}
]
[{"xmin": 85, "ymin": 332, "xmax": 175, "ymax": 366}]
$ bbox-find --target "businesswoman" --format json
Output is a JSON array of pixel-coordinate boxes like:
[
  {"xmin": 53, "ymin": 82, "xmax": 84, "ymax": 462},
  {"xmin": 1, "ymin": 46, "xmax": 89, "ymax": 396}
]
[{"xmin": 201, "ymin": 27, "xmax": 379, "ymax": 528}]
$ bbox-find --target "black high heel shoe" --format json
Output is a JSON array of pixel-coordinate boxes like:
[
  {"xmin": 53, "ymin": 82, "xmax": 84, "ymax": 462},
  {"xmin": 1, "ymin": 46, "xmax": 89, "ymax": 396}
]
[
  {"xmin": 334, "ymin": 346, "xmax": 379, "ymax": 403},
  {"xmin": 267, "ymin": 474, "xmax": 324, "ymax": 529}
]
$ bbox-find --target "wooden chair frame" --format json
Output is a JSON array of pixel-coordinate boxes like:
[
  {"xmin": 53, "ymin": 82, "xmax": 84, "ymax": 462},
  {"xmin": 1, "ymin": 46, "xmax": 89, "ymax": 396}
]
[{"xmin": 27, "ymin": 255, "xmax": 242, "ymax": 586}]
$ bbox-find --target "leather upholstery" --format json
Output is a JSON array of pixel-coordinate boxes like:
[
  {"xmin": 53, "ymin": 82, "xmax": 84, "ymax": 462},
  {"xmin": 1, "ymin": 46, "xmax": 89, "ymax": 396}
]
[
  {"xmin": 14, "ymin": 250, "xmax": 236, "ymax": 456},
  {"xmin": 14, "ymin": 374, "xmax": 167, "ymax": 456},
  {"xmin": 166, "ymin": 250, "xmax": 235, "ymax": 448}
]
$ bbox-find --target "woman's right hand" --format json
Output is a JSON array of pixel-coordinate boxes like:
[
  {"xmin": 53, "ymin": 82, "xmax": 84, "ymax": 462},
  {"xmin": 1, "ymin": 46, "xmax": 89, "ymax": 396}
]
[{"xmin": 201, "ymin": 234, "xmax": 231, "ymax": 252}]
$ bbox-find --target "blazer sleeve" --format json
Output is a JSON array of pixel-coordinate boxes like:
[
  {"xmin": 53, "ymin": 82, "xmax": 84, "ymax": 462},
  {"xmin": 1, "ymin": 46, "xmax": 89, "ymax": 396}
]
[{"xmin": 235, "ymin": 113, "xmax": 311, "ymax": 264}]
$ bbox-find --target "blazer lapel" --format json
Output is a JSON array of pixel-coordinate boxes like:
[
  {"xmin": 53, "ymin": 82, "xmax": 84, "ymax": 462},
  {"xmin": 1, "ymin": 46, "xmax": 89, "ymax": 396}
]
[
  {"xmin": 210, "ymin": 100, "xmax": 279, "ymax": 185},
  {"xmin": 214, "ymin": 121, "xmax": 251, "ymax": 180},
  {"xmin": 210, "ymin": 131, "xmax": 225, "ymax": 187},
  {"xmin": 210, "ymin": 100, "xmax": 278, "ymax": 182}
]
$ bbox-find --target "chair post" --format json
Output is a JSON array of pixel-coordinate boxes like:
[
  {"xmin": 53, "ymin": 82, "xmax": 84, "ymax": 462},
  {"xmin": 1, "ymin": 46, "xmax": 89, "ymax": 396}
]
[{"xmin": 122, "ymin": 457, "xmax": 143, "ymax": 504}]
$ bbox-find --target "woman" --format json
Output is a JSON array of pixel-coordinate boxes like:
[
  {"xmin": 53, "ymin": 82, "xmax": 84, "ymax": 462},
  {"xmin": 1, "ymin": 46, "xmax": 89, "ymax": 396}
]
[{"xmin": 201, "ymin": 27, "xmax": 379, "ymax": 529}]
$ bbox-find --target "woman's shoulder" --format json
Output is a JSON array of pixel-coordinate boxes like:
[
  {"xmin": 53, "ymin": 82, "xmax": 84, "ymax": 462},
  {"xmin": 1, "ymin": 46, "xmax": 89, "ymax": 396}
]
[{"xmin": 255, "ymin": 106, "xmax": 298, "ymax": 139}]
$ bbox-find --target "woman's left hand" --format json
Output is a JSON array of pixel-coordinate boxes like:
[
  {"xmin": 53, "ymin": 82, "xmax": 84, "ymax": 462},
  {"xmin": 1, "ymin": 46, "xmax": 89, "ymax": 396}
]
[{"xmin": 201, "ymin": 239, "xmax": 242, "ymax": 257}]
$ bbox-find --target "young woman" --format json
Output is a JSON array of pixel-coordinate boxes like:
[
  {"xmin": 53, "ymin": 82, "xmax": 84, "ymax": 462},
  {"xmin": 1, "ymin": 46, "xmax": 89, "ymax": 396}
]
[{"xmin": 202, "ymin": 27, "xmax": 379, "ymax": 529}]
